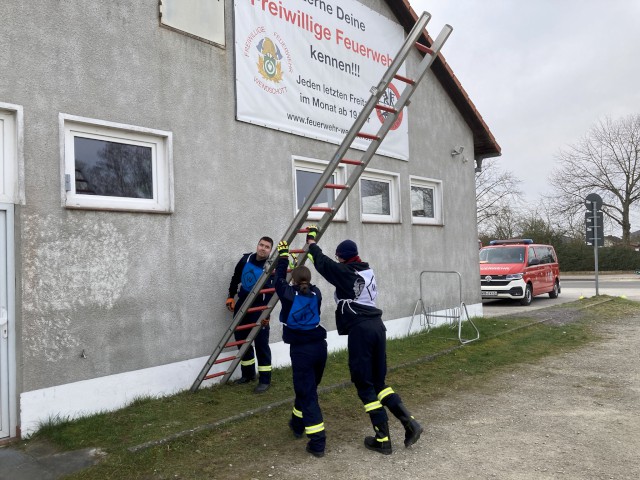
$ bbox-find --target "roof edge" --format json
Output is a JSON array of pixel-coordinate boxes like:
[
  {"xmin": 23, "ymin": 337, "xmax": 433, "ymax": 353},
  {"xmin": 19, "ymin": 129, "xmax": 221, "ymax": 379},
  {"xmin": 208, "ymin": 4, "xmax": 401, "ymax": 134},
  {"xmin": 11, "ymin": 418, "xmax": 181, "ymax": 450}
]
[{"xmin": 385, "ymin": 0, "xmax": 501, "ymax": 158}]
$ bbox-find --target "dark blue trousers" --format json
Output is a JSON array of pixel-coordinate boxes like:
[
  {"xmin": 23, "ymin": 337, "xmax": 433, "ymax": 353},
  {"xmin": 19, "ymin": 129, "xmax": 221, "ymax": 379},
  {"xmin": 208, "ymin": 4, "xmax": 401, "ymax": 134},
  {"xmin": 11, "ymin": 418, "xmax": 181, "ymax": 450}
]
[
  {"xmin": 289, "ymin": 339, "xmax": 327, "ymax": 452},
  {"xmin": 234, "ymin": 295, "xmax": 272, "ymax": 384},
  {"xmin": 348, "ymin": 319, "xmax": 402, "ymax": 426}
]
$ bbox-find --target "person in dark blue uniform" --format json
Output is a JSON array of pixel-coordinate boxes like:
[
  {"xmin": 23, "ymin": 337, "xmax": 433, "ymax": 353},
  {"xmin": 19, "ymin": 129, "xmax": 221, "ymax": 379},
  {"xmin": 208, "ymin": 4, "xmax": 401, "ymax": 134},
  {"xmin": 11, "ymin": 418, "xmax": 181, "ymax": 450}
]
[
  {"xmin": 305, "ymin": 226, "xmax": 422, "ymax": 455},
  {"xmin": 274, "ymin": 240, "xmax": 327, "ymax": 457},
  {"xmin": 226, "ymin": 236, "xmax": 274, "ymax": 394}
]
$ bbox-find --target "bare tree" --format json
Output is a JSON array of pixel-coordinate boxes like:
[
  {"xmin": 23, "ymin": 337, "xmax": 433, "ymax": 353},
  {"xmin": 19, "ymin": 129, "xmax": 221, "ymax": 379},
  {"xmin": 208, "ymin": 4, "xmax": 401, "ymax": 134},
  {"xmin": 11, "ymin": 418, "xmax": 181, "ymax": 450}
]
[
  {"xmin": 549, "ymin": 114, "xmax": 640, "ymax": 245},
  {"xmin": 475, "ymin": 159, "xmax": 523, "ymax": 233}
]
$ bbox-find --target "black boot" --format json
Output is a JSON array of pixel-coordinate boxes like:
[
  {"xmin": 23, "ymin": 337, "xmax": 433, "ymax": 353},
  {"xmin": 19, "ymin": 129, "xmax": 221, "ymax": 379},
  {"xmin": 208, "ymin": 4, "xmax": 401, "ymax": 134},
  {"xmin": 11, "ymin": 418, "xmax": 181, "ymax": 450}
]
[
  {"xmin": 389, "ymin": 403, "xmax": 423, "ymax": 448},
  {"xmin": 364, "ymin": 422, "xmax": 392, "ymax": 455}
]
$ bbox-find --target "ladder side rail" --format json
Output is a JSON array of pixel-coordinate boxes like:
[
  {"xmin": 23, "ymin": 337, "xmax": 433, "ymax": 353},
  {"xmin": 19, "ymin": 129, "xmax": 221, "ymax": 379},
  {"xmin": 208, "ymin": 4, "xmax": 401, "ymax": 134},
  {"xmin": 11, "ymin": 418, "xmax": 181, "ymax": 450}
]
[
  {"xmin": 191, "ymin": 279, "xmax": 278, "ymax": 391},
  {"xmin": 217, "ymin": 292, "xmax": 282, "ymax": 383},
  {"xmin": 192, "ymin": 13, "xmax": 449, "ymax": 391},
  {"xmin": 191, "ymin": 266, "xmax": 277, "ymax": 391},
  {"xmin": 409, "ymin": 25, "xmax": 453, "ymax": 87},
  {"xmin": 281, "ymin": 13, "xmax": 436, "ymax": 246},
  {"xmin": 190, "ymin": 322, "xmax": 240, "ymax": 391},
  {"xmin": 370, "ymin": 12, "xmax": 432, "ymax": 97},
  {"xmin": 295, "ymin": 23, "xmax": 454, "ymax": 264},
  {"xmin": 328, "ymin": 23, "xmax": 454, "ymax": 227}
]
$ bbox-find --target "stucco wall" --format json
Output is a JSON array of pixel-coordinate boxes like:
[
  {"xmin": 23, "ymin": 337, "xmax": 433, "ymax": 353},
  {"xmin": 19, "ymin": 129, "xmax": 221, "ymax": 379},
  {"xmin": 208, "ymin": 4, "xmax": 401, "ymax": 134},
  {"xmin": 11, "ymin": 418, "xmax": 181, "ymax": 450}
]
[{"xmin": 2, "ymin": 0, "xmax": 481, "ymax": 408}]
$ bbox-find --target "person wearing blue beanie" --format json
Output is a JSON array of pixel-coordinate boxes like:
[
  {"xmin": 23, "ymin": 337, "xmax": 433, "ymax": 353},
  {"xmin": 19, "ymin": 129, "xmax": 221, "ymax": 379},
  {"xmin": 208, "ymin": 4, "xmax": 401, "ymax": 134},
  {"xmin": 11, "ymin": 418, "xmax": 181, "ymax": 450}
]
[
  {"xmin": 335, "ymin": 239, "xmax": 358, "ymax": 260},
  {"xmin": 305, "ymin": 226, "xmax": 423, "ymax": 455}
]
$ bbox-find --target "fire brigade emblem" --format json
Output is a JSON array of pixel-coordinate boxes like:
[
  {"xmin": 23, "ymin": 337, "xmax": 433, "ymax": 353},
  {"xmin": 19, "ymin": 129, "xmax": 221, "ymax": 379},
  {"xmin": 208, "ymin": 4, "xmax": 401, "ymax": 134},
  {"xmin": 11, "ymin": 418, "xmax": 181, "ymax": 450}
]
[
  {"xmin": 291, "ymin": 303, "xmax": 316, "ymax": 326},
  {"xmin": 257, "ymin": 37, "xmax": 283, "ymax": 83},
  {"xmin": 353, "ymin": 276, "xmax": 365, "ymax": 297}
]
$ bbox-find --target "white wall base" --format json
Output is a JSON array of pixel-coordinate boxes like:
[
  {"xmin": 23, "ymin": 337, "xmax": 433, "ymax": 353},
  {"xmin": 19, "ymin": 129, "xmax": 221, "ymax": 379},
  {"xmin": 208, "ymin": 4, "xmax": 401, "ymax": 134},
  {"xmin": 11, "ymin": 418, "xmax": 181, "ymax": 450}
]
[{"xmin": 20, "ymin": 303, "xmax": 482, "ymax": 437}]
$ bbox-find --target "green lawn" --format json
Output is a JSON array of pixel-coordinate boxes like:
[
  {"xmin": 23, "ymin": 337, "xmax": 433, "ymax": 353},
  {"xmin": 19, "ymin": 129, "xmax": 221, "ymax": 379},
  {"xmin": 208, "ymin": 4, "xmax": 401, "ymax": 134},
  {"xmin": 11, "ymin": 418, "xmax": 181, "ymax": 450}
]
[{"xmin": 23, "ymin": 296, "xmax": 636, "ymax": 480}]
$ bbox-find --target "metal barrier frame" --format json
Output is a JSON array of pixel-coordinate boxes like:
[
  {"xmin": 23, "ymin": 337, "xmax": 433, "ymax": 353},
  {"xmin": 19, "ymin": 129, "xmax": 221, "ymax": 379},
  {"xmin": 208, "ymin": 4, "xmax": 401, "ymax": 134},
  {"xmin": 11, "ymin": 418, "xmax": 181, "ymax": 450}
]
[{"xmin": 409, "ymin": 270, "xmax": 480, "ymax": 344}]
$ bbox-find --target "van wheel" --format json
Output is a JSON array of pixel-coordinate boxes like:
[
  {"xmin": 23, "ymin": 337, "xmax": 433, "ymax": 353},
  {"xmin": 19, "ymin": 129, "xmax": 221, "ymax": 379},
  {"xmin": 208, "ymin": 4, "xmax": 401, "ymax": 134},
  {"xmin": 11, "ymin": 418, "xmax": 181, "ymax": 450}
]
[
  {"xmin": 549, "ymin": 280, "xmax": 560, "ymax": 299},
  {"xmin": 520, "ymin": 284, "xmax": 533, "ymax": 306}
]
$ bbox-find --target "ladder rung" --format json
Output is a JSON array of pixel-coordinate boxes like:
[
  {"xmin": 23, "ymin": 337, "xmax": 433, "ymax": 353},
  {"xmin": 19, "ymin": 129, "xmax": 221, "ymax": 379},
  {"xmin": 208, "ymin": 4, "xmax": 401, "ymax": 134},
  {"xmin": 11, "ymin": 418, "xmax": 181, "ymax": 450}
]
[
  {"xmin": 415, "ymin": 43, "xmax": 434, "ymax": 55},
  {"xmin": 357, "ymin": 132, "xmax": 380, "ymax": 141},
  {"xmin": 375, "ymin": 104, "xmax": 398, "ymax": 114},
  {"xmin": 290, "ymin": 249, "xmax": 305, "ymax": 254},
  {"xmin": 340, "ymin": 159, "xmax": 365, "ymax": 166},
  {"xmin": 235, "ymin": 322, "xmax": 258, "ymax": 331},
  {"xmin": 324, "ymin": 183, "xmax": 348, "ymax": 189},
  {"xmin": 204, "ymin": 371, "xmax": 227, "ymax": 380},
  {"xmin": 309, "ymin": 206, "xmax": 333, "ymax": 212},
  {"xmin": 394, "ymin": 73, "xmax": 415, "ymax": 85},
  {"xmin": 298, "ymin": 228, "xmax": 310, "ymax": 233},
  {"xmin": 260, "ymin": 288, "xmax": 275, "ymax": 294},
  {"xmin": 213, "ymin": 355, "xmax": 236, "ymax": 365},
  {"xmin": 225, "ymin": 340, "xmax": 246, "ymax": 348},
  {"xmin": 247, "ymin": 305, "xmax": 270, "ymax": 313}
]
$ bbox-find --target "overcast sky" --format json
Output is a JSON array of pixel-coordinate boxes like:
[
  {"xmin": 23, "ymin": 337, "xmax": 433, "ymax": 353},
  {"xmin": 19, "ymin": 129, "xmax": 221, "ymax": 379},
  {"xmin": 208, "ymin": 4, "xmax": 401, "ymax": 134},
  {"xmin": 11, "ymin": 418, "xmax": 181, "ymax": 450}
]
[{"xmin": 407, "ymin": 0, "xmax": 640, "ymax": 210}]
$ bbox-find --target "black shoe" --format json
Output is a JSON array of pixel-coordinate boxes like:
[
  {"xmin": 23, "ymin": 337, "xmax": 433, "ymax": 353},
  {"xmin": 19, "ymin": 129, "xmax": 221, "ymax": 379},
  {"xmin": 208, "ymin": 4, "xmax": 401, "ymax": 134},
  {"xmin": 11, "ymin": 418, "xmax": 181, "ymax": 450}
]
[
  {"xmin": 306, "ymin": 445, "xmax": 325, "ymax": 458},
  {"xmin": 364, "ymin": 436, "xmax": 392, "ymax": 455},
  {"xmin": 404, "ymin": 418, "xmax": 423, "ymax": 448},
  {"xmin": 253, "ymin": 382, "xmax": 270, "ymax": 394},
  {"xmin": 233, "ymin": 376, "xmax": 255, "ymax": 385},
  {"xmin": 288, "ymin": 419, "xmax": 303, "ymax": 439}
]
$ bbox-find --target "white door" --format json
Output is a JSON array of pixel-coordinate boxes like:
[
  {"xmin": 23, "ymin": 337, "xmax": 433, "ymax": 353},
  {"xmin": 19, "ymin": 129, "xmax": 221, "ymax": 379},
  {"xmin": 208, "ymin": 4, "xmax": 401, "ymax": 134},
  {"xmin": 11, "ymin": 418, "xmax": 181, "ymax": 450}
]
[
  {"xmin": 0, "ymin": 106, "xmax": 18, "ymax": 439},
  {"xmin": 0, "ymin": 207, "xmax": 10, "ymax": 438}
]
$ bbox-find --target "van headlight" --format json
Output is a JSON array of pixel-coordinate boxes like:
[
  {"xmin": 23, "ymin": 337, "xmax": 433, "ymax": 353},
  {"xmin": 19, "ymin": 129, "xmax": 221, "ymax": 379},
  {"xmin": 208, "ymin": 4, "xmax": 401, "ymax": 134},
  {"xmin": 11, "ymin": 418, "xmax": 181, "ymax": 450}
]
[{"xmin": 506, "ymin": 273, "xmax": 523, "ymax": 280}]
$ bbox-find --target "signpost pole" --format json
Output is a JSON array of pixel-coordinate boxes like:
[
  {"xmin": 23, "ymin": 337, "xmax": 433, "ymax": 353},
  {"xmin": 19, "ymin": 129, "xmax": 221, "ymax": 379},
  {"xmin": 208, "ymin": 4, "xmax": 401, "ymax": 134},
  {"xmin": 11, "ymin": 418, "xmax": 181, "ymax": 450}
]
[
  {"xmin": 593, "ymin": 202, "xmax": 599, "ymax": 295},
  {"xmin": 585, "ymin": 193, "xmax": 603, "ymax": 297}
]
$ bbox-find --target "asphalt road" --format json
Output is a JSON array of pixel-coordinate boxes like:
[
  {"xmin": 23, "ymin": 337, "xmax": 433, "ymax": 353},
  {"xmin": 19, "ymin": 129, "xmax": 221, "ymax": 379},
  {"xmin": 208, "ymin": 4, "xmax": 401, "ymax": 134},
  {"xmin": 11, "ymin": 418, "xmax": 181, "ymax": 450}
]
[{"xmin": 482, "ymin": 273, "xmax": 640, "ymax": 317}]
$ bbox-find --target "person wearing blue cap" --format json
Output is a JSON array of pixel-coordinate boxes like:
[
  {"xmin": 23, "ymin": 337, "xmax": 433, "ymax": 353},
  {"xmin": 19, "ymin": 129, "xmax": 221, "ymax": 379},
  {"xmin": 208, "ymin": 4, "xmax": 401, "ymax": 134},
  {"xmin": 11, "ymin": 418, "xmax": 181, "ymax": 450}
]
[{"xmin": 305, "ymin": 226, "xmax": 423, "ymax": 455}]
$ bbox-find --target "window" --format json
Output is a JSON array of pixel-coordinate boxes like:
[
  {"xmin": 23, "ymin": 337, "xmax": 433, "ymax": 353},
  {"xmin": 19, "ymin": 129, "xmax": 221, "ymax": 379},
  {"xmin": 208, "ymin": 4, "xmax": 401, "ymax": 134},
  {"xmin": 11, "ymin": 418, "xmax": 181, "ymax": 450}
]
[
  {"xmin": 293, "ymin": 157, "xmax": 347, "ymax": 221},
  {"xmin": 360, "ymin": 169, "xmax": 400, "ymax": 223},
  {"xmin": 61, "ymin": 114, "xmax": 173, "ymax": 213},
  {"xmin": 160, "ymin": 0, "xmax": 225, "ymax": 47},
  {"xmin": 0, "ymin": 108, "xmax": 17, "ymax": 203},
  {"xmin": 410, "ymin": 176, "xmax": 443, "ymax": 225}
]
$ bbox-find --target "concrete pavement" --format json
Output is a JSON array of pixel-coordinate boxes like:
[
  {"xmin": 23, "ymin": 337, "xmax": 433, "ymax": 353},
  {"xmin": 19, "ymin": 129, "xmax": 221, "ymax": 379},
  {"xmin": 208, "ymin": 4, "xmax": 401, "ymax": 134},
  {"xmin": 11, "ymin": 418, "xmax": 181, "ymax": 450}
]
[{"xmin": 0, "ymin": 441, "xmax": 104, "ymax": 480}]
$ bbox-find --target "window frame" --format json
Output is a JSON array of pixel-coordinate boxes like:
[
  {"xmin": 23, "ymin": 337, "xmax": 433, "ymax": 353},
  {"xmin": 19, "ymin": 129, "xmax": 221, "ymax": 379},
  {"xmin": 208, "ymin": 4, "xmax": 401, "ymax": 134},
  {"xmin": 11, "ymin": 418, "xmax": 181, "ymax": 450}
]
[
  {"xmin": 359, "ymin": 168, "xmax": 401, "ymax": 224},
  {"xmin": 159, "ymin": 0, "xmax": 226, "ymax": 47},
  {"xmin": 60, "ymin": 114, "xmax": 174, "ymax": 213},
  {"xmin": 0, "ymin": 103, "xmax": 24, "ymax": 205},
  {"xmin": 409, "ymin": 175, "xmax": 443, "ymax": 226},
  {"xmin": 292, "ymin": 156, "xmax": 348, "ymax": 222}
]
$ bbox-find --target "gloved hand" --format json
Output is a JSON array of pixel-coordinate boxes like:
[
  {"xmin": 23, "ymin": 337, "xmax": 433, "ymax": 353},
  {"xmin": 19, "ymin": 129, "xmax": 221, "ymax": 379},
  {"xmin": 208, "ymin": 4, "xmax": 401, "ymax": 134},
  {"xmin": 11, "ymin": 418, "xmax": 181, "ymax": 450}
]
[
  {"xmin": 225, "ymin": 297, "xmax": 235, "ymax": 312},
  {"xmin": 277, "ymin": 240, "xmax": 289, "ymax": 257},
  {"xmin": 288, "ymin": 252, "xmax": 298, "ymax": 269},
  {"xmin": 306, "ymin": 225, "xmax": 319, "ymax": 243}
]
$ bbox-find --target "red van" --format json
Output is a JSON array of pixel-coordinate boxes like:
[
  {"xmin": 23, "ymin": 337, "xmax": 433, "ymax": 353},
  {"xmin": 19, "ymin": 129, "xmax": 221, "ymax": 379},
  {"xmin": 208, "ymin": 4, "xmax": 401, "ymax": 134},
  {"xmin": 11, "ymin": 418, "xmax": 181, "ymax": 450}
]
[{"xmin": 479, "ymin": 239, "xmax": 560, "ymax": 306}]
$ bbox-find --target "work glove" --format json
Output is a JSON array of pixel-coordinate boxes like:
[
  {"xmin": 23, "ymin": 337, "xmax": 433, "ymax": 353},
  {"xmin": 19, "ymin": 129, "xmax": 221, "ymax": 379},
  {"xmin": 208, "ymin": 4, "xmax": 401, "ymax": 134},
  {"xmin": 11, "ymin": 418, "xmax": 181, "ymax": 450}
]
[
  {"xmin": 306, "ymin": 225, "xmax": 319, "ymax": 243},
  {"xmin": 225, "ymin": 297, "xmax": 235, "ymax": 312},
  {"xmin": 288, "ymin": 252, "xmax": 298, "ymax": 269},
  {"xmin": 277, "ymin": 240, "xmax": 289, "ymax": 257}
]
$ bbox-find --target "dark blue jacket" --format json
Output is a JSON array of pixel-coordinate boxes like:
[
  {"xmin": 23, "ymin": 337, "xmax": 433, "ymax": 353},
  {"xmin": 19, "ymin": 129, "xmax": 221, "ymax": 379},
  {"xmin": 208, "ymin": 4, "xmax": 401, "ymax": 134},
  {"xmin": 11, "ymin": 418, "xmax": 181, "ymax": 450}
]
[
  {"xmin": 308, "ymin": 243, "xmax": 383, "ymax": 335},
  {"xmin": 274, "ymin": 257, "xmax": 327, "ymax": 345}
]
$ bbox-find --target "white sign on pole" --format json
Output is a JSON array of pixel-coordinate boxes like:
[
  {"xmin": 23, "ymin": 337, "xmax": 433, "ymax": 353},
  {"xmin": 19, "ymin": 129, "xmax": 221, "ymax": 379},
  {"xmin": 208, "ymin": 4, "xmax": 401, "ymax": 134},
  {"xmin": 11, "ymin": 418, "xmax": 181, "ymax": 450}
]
[{"xmin": 235, "ymin": 0, "xmax": 409, "ymax": 160}]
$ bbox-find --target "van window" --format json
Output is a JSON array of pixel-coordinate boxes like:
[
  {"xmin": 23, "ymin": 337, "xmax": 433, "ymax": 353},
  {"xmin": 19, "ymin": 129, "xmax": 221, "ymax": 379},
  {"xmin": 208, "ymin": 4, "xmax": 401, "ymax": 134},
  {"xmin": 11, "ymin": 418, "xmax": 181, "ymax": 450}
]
[
  {"xmin": 535, "ymin": 246, "xmax": 555, "ymax": 264},
  {"xmin": 479, "ymin": 246, "xmax": 525, "ymax": 264}
]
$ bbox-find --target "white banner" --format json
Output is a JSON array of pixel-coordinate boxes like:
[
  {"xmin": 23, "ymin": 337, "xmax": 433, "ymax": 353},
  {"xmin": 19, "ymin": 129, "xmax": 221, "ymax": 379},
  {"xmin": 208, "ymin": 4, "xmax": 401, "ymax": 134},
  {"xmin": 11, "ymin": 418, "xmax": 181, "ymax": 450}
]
[{"xmin": 235, "ymin": 0, "xmax": 409, "ymax": 160}]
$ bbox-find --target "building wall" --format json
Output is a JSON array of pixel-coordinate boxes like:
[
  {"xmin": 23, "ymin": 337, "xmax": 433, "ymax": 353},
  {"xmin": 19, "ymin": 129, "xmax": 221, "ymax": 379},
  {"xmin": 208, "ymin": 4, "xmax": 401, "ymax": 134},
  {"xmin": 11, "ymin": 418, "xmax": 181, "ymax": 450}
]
[{"xmin": 1, "ymin": 0, "xmax": 482, "ymax": 435}]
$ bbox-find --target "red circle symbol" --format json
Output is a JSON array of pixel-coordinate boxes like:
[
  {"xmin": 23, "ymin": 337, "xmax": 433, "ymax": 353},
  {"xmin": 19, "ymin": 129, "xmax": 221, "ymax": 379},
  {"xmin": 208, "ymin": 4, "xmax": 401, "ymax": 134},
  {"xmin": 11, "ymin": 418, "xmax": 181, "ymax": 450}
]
[{"xmin": 375, "ymin": 83, "xmax": 403, "ymax": 130}]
